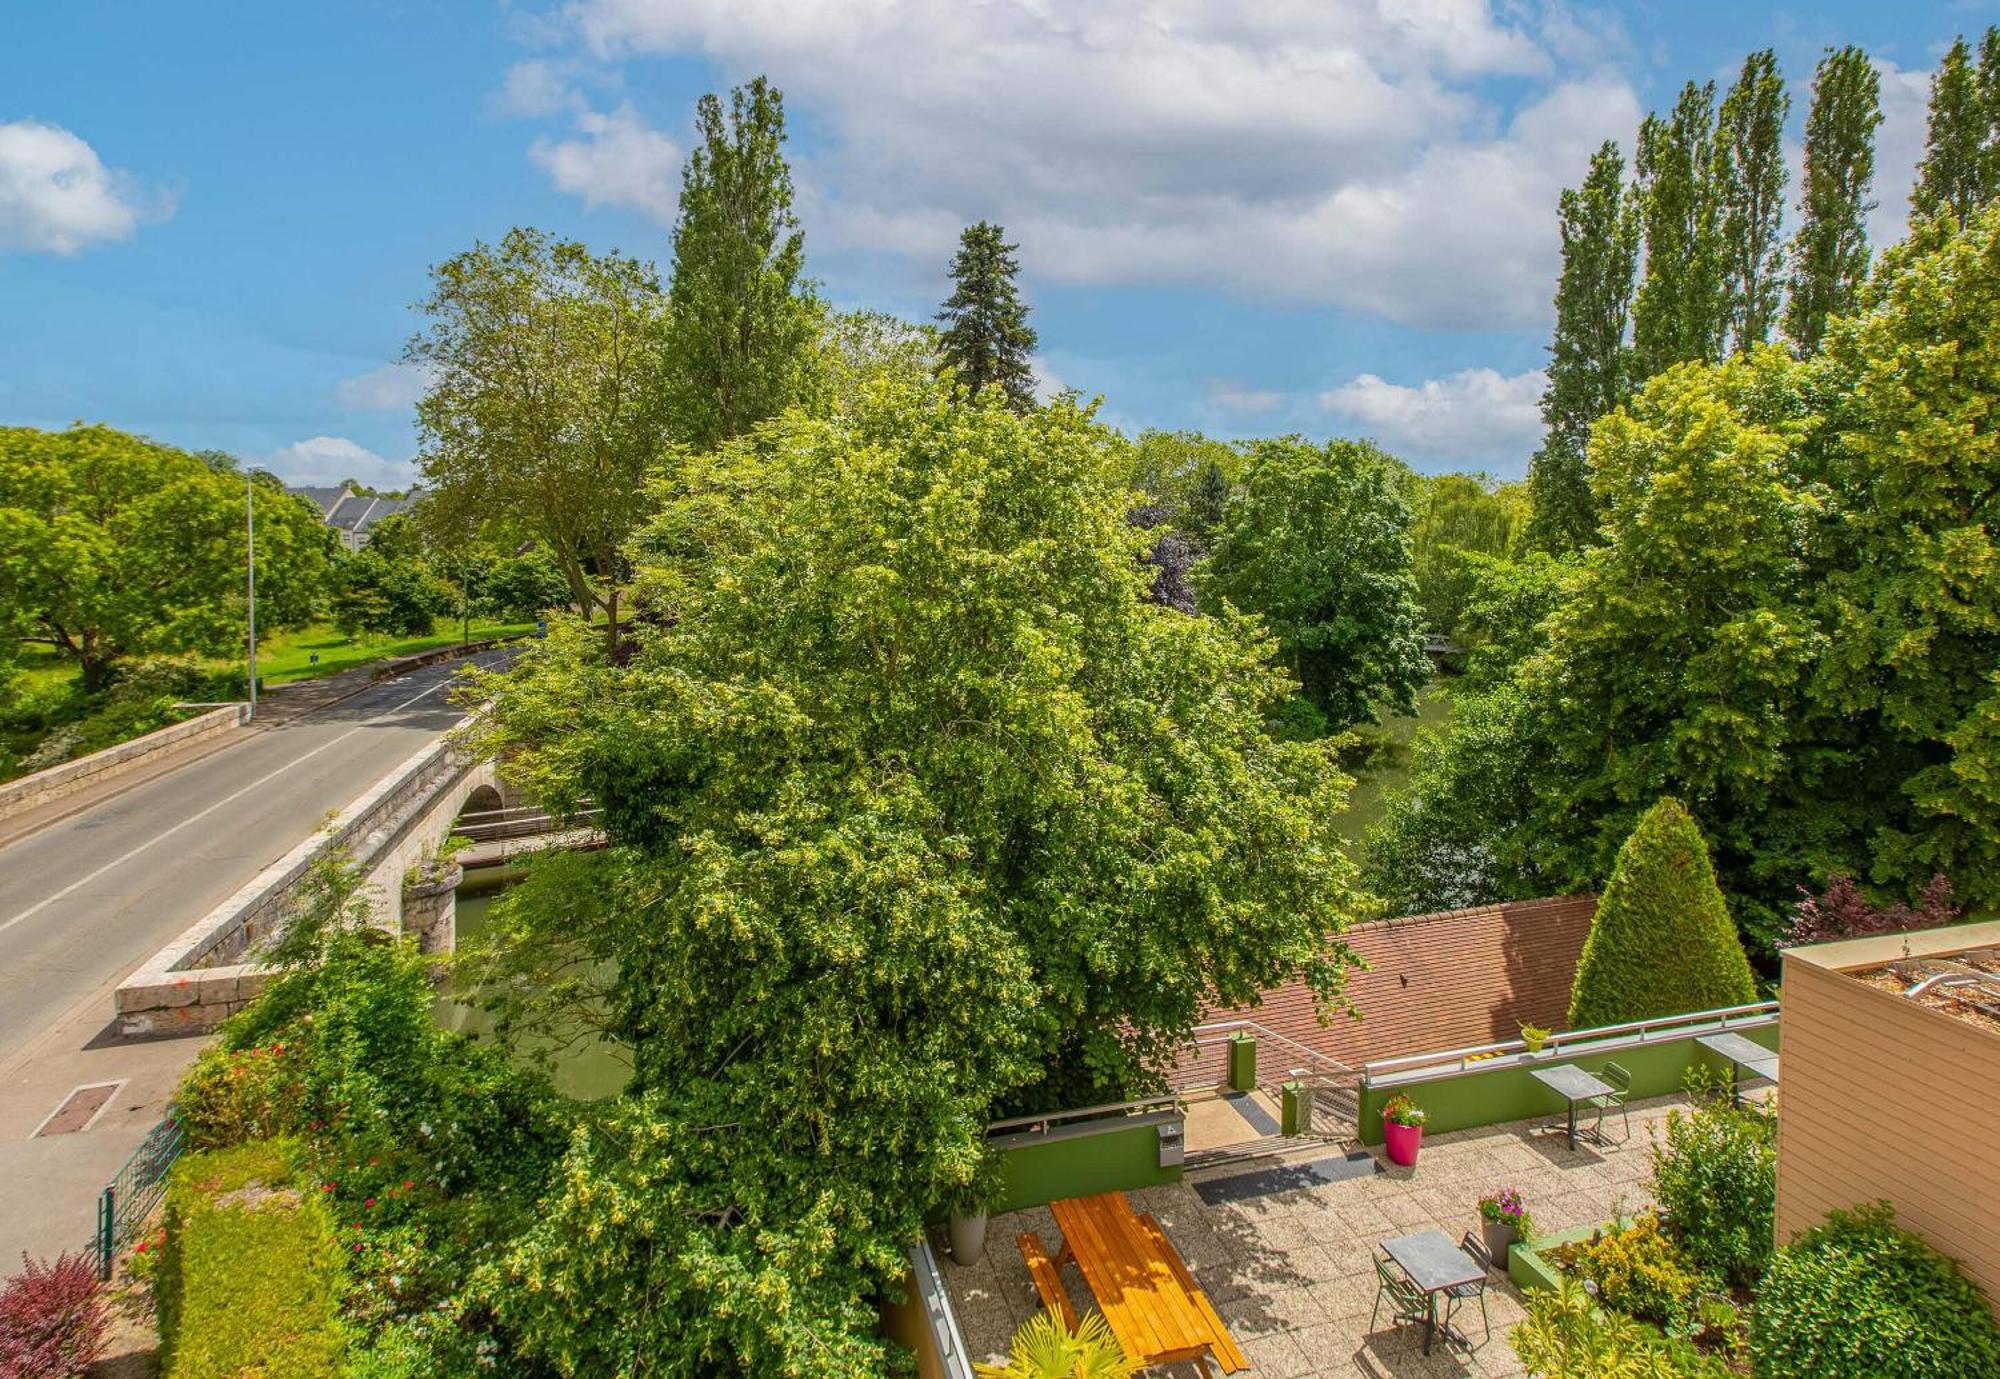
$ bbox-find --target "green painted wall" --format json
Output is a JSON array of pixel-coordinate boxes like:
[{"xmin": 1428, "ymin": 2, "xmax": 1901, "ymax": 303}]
[
  {"xmin": 988, "ymin": 1113, "xmax": 1183, "ymax": 1214},
  {"xmin": 1355, "ymin": 1024, "xmax": 1777, "ymax": 1145}
]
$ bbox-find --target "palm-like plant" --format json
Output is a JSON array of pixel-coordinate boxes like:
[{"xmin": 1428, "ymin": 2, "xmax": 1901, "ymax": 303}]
[{"xmin": 974, "ymin": 1309, "xmax": 1138, "ymax": 1379}]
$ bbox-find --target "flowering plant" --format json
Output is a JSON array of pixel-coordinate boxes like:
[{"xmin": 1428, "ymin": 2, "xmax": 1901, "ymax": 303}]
[
  {"xmin": 1383, "ymin": 1093, "xmax": 1427, "ymax": 1128},
  {"xmin": 1479, "ymin": 1187, "xmax": 1533, "ymax": 1238}
]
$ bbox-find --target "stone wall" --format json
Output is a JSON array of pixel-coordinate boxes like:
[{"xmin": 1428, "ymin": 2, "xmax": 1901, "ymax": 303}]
[{"xmin": 0, "ymin": 704, "xmax": 247, "ymax": 825}]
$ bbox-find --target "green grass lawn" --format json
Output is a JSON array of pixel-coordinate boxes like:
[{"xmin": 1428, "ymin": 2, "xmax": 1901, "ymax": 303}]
[{"xmin": 252, "ymin": 620, "xmax": 534, "ymax": 686}]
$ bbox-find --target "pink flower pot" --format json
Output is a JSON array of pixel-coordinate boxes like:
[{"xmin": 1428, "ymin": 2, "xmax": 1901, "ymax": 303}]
[{"xmin": 1384, "ymin": 1117, "xmax": 1423, "ymax": 1167}]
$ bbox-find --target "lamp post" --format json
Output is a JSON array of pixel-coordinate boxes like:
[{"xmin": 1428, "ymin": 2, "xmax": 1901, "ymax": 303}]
[{"xmin": 246, "ymin": 472, "xmax": 258, "ymax": 721}]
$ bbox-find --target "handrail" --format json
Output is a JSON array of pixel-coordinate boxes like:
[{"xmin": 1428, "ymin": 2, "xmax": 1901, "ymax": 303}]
[
  {"xmin": 1362, "ymin": 1000, "xmax": 1779, "ymax": 1081},
  {"xmin": 985, "ymin": 1094, "xmax": 1179, "ymax": 1135},
  {"xmin": 1186, "ymin": 1018, "xmax": 1359, "ymax": 1081}
]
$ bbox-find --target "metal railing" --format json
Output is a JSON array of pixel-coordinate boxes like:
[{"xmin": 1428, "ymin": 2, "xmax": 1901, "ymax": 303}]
[
  {"xmin": 1175, "ymin": 1018, "xmax": 1361, "ymax": 1136},
  {"xmin": 92, "ymin": 1116, "xmax": 184, "ymax": 1279},
  {"xmin": 1361, "ymin": 1000, "xmax": 1781, "ymax": 1083},
  {"xmin": 986, "ymin": 1094, "xmax": 1181, "ymax": 1138},
  {"xmin": 449, "ymin": 804, "xmax": 602, "ymax": 844}
]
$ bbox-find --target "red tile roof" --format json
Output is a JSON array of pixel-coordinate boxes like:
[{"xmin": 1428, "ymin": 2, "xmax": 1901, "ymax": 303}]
[{"xmin": 1198, "ymin": 895, "xmax": 1597, "ymax": 1070}]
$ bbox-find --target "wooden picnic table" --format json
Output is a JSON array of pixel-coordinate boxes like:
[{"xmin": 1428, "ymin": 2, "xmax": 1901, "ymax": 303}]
[{"xmin": 1048, "ymin": 1191, "xmax": 1247, "ymax": 1375}]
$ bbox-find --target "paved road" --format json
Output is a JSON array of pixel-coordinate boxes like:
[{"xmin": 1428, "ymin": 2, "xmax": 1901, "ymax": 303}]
[{"xmin": 0, "ymin": 653, "xmax": 502, "ymax": 1066}]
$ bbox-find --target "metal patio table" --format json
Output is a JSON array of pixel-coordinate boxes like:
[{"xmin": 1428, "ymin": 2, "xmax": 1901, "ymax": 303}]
[
  {"xmin": 1696, "ymin": 1031, "xmax": 1780, "ymax": 1105},
  {"xmin": 1381, "ymin": 1228, "xmax": 1486, "ymax": 1354},
  {"xmin": 1529, "ymin": 1062, "xmax": 1615, "ymax": 1149}
]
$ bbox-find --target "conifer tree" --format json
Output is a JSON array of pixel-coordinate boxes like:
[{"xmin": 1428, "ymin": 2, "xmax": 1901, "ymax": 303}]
[
  {"xmin": 1525, "ymin": 141, "xmax": 1639, "ymax": 552},
  {"xmin": 1785, "ymin": 47, "xmax": 1882, "ymax": 354},
  {"xmin": 1979, "ymin": 28, "xmax": 2000, "ymax": 203},
  {"xmin": 661, "ymin": 76, "xmax": 819, "ymax": 451},
  {"xmin": 1633, "ymin": 82, "xmax": 1728, "ymax": 380},
  {"xmin": 1567, "ymin": 798, "xmax": 1759, "ymax": 1030},
  {"xmin": 1912, "ymin": 36, "xmax": 1986, "ymax": 229},
  {"xmin": 936, "ymin": 221, "xmax": 1039, "ymax": 411},
  {"xmin": 1716, "ymin": 51, "xmax": 1790, "ymax": 353}
]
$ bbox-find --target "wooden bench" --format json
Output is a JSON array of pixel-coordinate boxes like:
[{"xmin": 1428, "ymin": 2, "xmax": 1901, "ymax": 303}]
[
  {"xmin": 1018, "ymin": 1232, "xmax": 1079, "ymax": 1330},
  {"xmin": 1136, "ymin": 1212, "xmax": 1249, "ymax": 1373}
]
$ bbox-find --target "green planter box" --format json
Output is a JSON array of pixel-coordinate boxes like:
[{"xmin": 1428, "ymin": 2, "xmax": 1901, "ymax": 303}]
[
  {"xmin": 1228, "ymin": 1034, "xmax": 1257, "ymax": 1092},
  {"xmin": 1508, "ymin": 1223, "xmax": 1605, "ymax": 1292}
]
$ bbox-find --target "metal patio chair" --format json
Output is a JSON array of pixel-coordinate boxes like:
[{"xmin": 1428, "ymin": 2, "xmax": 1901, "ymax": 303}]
[
  {"xmin": 1589, "ymin": 1061, "xmax": 1633, "ymax": 1144},
  {"xmin": 1441, "ymin": 1232, "xmax": 1495, "ymax": 1350},
  {"xmin": 1369, "ymin": 1254, "xmax": 1430, "ymax": 1336}
]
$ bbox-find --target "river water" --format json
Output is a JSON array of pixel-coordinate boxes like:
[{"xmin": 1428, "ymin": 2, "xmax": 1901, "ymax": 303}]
[{"xmin": 434, "ymin": 877, "xmax": 631, "ymax": 1100}]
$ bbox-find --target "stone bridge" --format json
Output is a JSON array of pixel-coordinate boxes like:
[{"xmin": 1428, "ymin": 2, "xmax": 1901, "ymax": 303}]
[{"xmin": 114, "ymin": 736, "xmax": 536, "ymax": 1036}]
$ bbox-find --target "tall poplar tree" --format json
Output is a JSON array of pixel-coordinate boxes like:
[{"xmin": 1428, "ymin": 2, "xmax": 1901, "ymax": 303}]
[
  {"xmin": 661, "ymin": 76, "xmax": 819, "ymax": 451},
  {"xmin": 1525, "ymin": 141, "xmax": 1639, "ymax": 552},
  {"xmin": 1785, "ymin": 46, "xmax": 1881, "ymax": 354},
  {"xmin": 1979, "ymin": 28, "xmax": 2000, "ymax": 202},
  {"xmin": 936, "ymin": 221, "xmax": 1039, "ymax": 410},
  {"xmin": 1716, "ymin": 51, "xmax": 1790, "ymax": 353},
  {"xmin": 1912, "ymin": 36, "xmax": 1986, "ymax": 229},
  {"xmin": 1634, "ymin": 82, "xmax": 1728, "ymax": 380}
]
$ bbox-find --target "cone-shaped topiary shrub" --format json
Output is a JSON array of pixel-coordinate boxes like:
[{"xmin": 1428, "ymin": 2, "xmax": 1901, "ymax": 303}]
[{"xmin": 1567, "ymin": 798, "xmax": 1758, "ymax": 1030}]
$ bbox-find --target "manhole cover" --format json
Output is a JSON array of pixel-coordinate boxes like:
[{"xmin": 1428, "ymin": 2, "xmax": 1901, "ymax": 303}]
[{"xmin": 35, "ymin": 1082, "xmax": 121, "ymax": 1136}]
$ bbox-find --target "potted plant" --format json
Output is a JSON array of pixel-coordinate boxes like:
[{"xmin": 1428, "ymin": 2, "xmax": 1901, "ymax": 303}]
[
  {"xmin": 1382, "ymin": 1093, "xmax": 1427, "ymax": 1167},
  {"xmin": 1519, "ymin": 1023, "xmax": 1552, "ymax": 1053},
  {"xmin": 1478, "ymin": 1187, "xmax": 1533, "ymax": 1261},
  {"xmin": 947, "ymin": 1155, "xmax": 1001, "ymax": 1266}
]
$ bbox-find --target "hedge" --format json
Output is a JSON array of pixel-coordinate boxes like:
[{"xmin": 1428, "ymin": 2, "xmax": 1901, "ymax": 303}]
[
  {"xmin": 1567, "ymin": 797, "xmax": 1758, "ymax": 1029},
  {"xmin": 157, "ymin": 1140, "xmax": 346, "ymax": 1378},
  {"xmin": 1749, "ymin": 1202, "xmax": 2000, "ymax": 1378}
]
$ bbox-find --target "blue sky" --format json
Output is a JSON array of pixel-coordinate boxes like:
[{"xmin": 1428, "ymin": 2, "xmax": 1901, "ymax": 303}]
[{"xmin": 1, "ymin": 2, "xmax": 1989, "ymax": 485}]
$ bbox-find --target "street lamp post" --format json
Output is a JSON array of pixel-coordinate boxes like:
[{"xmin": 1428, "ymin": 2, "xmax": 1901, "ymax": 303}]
[{"xmin": 246, "ymin": 472, "xmax": 258, "ymax": 721}]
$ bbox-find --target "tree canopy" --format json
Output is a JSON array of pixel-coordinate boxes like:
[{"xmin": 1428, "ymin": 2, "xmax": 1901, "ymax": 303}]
[
  {"xmin": 409, "ymin": 227, "xmax": 667, "ymax": 653},
  {"xmin": 1367, "ymin": 204, "xmax": 2000, "ymax": 952},
  {"xmin": 661, "ymin": 76, "xmax": 820, "ymax": 450},
  {"xmin": 936, "ymin": 221, "xmax": 1039, "ymax": 411},
  {"xmin": 0, "ymin": 426, "xmax": 331, "ymax": 690},
  {"xmin": 1785, "ymin": 46, "xmax": 1881, "ymax": 353},
  {"xmin": 1200, "ymin": 438, "xmax": 1430, "ymax": 732},
  {"xmin": 461, "ymin": 375, "xmax": 1369, "ymax": 1369}
]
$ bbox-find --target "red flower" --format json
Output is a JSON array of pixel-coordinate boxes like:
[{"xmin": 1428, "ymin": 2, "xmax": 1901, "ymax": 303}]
[
  {"xmin": 134, "ymin": 1241, "xmax": 148, "ymax": 1255},
  {"xmin": 322, "ymin": 1183, "xmax": 336, "ymax": 1193},
  {"xmin": 365, "ymin": 1198, "xmax": 376, "ymax": 1209}
]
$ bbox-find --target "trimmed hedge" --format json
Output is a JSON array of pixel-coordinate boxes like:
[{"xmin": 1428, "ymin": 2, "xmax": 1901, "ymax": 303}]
[
  {"xmin": 157, "ymin": 1140, "xmax": 346, "ymax": 1378},
  {"xmin": 1749, "ymin": 1202, "xmax": 2000, "ymax": 1378},
  {"xmin": 1567, "ymin": 797, "xmax": 1758, "ymax": 1029}
]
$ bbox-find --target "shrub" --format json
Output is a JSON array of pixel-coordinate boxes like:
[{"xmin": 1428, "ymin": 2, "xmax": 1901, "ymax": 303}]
[
  {"xmin": 0, "ymin": 1252, "xmax": 107, "ymax": 1379},
  {"xmin": 1510, "ymin": 1278, "xmax": 1713, "ymax": 1379},
  {"xmin": 172, "ymin": 1040, "xmax": 306, "ymax": 1150},
  {"xmin": 1785, "ymin": 871, "xmax": 1959, "ymax": 946},
  {"xmin": 1552, "ymin": 1213, "xmax": 1703, "ymax": 1331},
  {"xmin": 975, "ymin": 1309, "xmax": 1138, "ymax": 1378},
  {"xmin": 1650, "ymin": 1082, "xmax": 1776, "ymax": 1287},
  {"xmin": 1567, "ymin": 798, "xmax": 1758, "ymax": 1030},
  {"xmin": 157, "ymin": 1140, "xmax": 347, "ymax": 1378},
  {"xmin": 1749, "ymin": 1202, "xmax": 2000, "ymax": 1378}
]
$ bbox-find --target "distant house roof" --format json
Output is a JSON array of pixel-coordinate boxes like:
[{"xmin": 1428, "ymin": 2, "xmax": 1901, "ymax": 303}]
[
  {"xmin": 286, "ymin": 484, "xmax": 421, "ymax": 545},
  {"xmin": 1197, "ymin": 895, "xmax": 1598, "ymax": 1069}
]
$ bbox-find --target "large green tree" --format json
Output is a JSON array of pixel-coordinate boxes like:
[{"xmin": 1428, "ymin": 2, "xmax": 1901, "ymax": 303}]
[
  {"xmin": 1633, "ymin": 82, "xmax": 1728, "ymax": 380},
  {"xmin": 409, "ymin": 228, "xmax": 666, "ymax": 654},
  {"xmin": 1716, "ymin": 50, "xmax": 1791, "ymax": 353},
  {"xmin": 1368, "ymin": 206, "xmax": 2000, "ymax": 950},
  {"xmin": 1525, "ymin": 141, "xmax": 1640, "ymax": 552},
  {"xmin": 0, "ymin": 426, "xmax": 331, "ymax": 690},
  {"xmin": 1912, "ymin": 35, "xmax": 1987, "ymax": 229},
  {"xmin": 1409, "ymin": 473, "xmax": 1526, "ymax": 645},
  {"xmin": 660, "ymin": 76, "xmax": 819, "ymax": 451},
  {"xmin": 1201, "ymin": 438, "xmax": 1431, "ymax": 732},
  {"xmin": 936, "ymin": 221, "xmax": 1040, "ymax": 411},
  {"xmin": 1785, "ymin": 46, "xmax": 1882, "ymax": 353},
  {"xmin": 462, "ymin": 376, "xmax": 1367, "ymax": 1371},
  {"xmin": 1567, "ymin": 798, "xmax": 1758, "ymax": 1031}
]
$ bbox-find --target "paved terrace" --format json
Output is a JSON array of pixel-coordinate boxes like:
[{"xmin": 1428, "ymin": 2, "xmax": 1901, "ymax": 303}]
[{"xmin": 946, "ymin": 1094, "xmax": 1698, "ymax": 1378}]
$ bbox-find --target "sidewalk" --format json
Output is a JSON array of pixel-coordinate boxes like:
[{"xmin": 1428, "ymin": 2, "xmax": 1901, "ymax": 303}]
[{"xmin": 0, "ymin": 970, "xmax": 208, "ymax": 1268}]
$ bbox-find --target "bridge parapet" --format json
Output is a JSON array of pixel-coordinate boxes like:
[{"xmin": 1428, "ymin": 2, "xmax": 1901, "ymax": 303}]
[{"xmin": 112, "ymin": 735, "xmax": 527, "ymax": 1036}]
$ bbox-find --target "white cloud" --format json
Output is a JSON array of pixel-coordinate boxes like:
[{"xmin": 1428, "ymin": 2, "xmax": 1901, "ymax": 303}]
[
  {"xmin": 263, "ymin": 436, "xmax": 417, "ymax": 489},
  {"xmin": 542, "ymin": 0, "xmax": 1631, "ymax": 328},
  {"xmin": 0, "ymin": 119, "xmax": 167, "ymax": 254},
  {"xmin": 528, "ymin": 102, "xmax": 681, "ymax": 223},
  {"xmin": 1031, "ymin": 355, "xmax": 1069, "ymax": 403},
  {"xmin": 1204, "ymin": 378, "xmax": 1287, "ymax": 414},
  {"xmin": 1321, "ymin": 366, "xmax": 1545, "ymax": 464},
  {"xmin": 334, "ymin": 361, "xmax": 431, "ymax": 412},
  {"xmin": 493, "ymin": 59, "xmax": 580, "ymax": 118}
]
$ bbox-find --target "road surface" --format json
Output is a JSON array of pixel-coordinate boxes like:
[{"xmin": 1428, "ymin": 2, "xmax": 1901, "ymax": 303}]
[{"xmin": 0, "ymin": 652, "xmax": 502, "ymax": 1066}]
